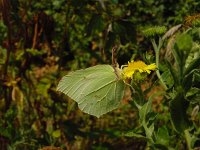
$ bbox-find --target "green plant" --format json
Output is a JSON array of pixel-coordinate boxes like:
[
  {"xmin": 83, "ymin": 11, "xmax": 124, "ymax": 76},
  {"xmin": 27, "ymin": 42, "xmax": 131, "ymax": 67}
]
[
  {"xmin": 1, "ymin": 0, "xmax": 200, "ymax": 149},
  {"xmin": 57, "ymin": 24, "xmax": 200, "ymax": 149}
]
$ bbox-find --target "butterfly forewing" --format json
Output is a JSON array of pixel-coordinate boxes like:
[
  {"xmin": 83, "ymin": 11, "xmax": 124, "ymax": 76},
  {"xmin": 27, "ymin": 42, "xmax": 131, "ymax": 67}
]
[{"xmin": 57, "ymin": 65, "xmax": 125, "ymax": 117}]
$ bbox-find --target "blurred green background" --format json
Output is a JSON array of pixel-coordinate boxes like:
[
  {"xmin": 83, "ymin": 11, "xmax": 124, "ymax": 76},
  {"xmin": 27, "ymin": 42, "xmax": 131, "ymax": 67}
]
[{"xmin": 0, "ymin": 0, "xmax": 200, "ymax": 149}]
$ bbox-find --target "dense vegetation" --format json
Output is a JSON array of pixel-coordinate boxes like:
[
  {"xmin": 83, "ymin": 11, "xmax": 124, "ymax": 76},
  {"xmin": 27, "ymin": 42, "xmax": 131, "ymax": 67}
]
[{"xmin": 1, "ymin": 0, "xmax": 200, "ymax": 149}]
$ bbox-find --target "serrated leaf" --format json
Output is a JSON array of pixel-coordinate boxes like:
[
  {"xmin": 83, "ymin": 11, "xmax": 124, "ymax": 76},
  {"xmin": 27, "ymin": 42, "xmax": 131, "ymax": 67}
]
[{"xmin": 57, "ymin": 65, "xmax": 125, "ymax": 118}]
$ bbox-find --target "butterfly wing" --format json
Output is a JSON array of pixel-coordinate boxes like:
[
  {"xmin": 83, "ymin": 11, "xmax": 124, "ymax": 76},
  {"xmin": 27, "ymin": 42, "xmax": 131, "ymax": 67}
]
[{"xmin": 57, "ymin": 65, "xmax": 125, "ymax": 117}]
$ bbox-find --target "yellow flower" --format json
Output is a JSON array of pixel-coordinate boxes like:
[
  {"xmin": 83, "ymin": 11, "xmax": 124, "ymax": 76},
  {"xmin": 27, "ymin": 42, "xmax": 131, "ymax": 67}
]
[{"xmin": 122, "ymin": 60, "xmax": 157, "ymax": 79}]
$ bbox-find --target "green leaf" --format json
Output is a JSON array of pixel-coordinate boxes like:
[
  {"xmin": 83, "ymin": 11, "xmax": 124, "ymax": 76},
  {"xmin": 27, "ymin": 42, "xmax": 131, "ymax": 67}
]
[
  {"xmin": 139, "ymin": 99, "xmax": 152, "ymax": 124},
  {"xmin": 184, "ymin": 56, "xmax": 200, "ymax": 76},
  {"xmin": 183, "ymin": 72, "xmax": 193, "ymax": 92},
  {"xmin": 112, "ymin": 21, "xmax": 126, "ymax": 35},
  {"xmin": 146, "ymin": 112, "xmax": 157, "ymax": 126},
  {"xmin": 52, "ymin": 130, "xmax": 61, "ymax": 138},
  {"xmin": 0, "ymin": 126, "xmax": 12, "ymax": 139},
  {"xmin": 26, "ymin": 48, "xmax": 44, "ymax": 56},
  {"xmin": 183, "ymin": 58, "xmax": 200, "ymax": 92},
  {"xmin": 169, "ymin": 93, "xmax": 190, "ymax": 133},
  {"xmin": 145, "ymin": 123, "xmax": 154, "ymax": 138},
  {"xmin": 186, "ymin": 87, "xmax": 200, "ymax": 98},
  {"xmin": 123, "ymin": 127, "xmax": 147, "ymax": 140},
  {"xmin": 172, "ymin": 33, "xmax": 193, "ymax": 80},
  {"xmin": 111, "ymin": 0, "xmax": 118, "ymax": 4},
  {"xmin": 86, "ymin": 14, "xmax": 105, "ymax": 36},
  {"xmin": 165, "ymin": 59, "xmax": 180, "ymax": 87},
  {"xmin": 0, "ymin": 47, "xmax": 7, "ymax": 64},
  {"xmin": 193, "ymin": 69, "xmax": 200, "ymax": 90},
  {"xmin": 36, "ymin": 77, "xmax": 52, "ymax": 98},
  {"xmin": 57, "ymin": 65, "xmax": 125, "ymax": 118},
  {"xmin": 124, "ymin": 131, "xmax": 146, "ymax": 139},
  {"xmin": 113, "ymin": 7, "xmax": 123, "ymax": 17},
  {"xmin": 172, "ymin": 44, "xmax": 182, "ymax": 72},
  {"xmin": 156, "ymin": 126, "xmax": 170, "ymax": 146},
  {"xmin": 194, "ymin": 69, "xmax": 200, "ymax": 82},
  {"xmin": 161, "ymin": 69, "xmax": 174, "ymax": 88},
  {"xmin": 186, "ymin": 87, "xmax": 200, "ymax": 103},
  {"xmin": 175, "ymin": 33, "xmax": 193, "ymax": 52}
]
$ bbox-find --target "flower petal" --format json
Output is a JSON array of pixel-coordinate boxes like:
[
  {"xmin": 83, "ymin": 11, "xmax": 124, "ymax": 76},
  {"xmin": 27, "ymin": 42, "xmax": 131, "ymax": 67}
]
[{"xmin": 122, "ymin": 61, "xmax": 157, "ymax": 79}]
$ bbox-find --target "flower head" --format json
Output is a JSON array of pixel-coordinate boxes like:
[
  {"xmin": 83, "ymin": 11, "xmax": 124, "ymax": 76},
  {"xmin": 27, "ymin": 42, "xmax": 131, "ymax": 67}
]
[
  {"xmin": 142, "ymin": 26, "xmax": 167, "ymax": 38},
  {"xmin": 122, "ymin": 60, "xmax": 157, "ymax": 80}
]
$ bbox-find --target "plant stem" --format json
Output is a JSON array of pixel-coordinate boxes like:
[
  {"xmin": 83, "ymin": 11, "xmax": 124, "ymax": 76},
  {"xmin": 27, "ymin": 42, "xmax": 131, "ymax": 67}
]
[
  {"xmin": 184, "ymin": 129, "xmax": 192, "ymax": 150},
  {"xmin": 151, "ymin": 38, "xmax": 168, "ymax": 90}
]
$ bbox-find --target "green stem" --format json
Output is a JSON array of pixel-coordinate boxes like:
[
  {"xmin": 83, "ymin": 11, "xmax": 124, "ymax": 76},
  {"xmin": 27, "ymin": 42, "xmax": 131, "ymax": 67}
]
[
  {"xmin": 143, "ymin": 124, "xmax": 154, "ymax": 144},
  {"xmin": 131, "ymin": 81, "xmax": 145, "ymax": 105},
  {"xmin": 184, "ymin": 129, "xmax": 192, "ymax": 150},
  {"xmin": 151, "ymin": 38, "xmax": 168, "ymax": 90}
]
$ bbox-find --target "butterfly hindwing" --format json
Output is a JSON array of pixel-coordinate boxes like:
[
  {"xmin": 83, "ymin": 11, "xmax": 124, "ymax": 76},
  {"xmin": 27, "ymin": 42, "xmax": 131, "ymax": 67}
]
[{"xmin": 57, "ymin": 65, "xmax": 125, "ymax": 117}]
